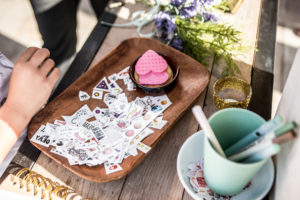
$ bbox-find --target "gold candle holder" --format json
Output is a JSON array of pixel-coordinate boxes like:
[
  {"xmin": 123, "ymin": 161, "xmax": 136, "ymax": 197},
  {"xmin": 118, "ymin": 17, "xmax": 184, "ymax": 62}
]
[{"xmin": 213, "ymin": 77, "xmax": 252, "ymax": 110}]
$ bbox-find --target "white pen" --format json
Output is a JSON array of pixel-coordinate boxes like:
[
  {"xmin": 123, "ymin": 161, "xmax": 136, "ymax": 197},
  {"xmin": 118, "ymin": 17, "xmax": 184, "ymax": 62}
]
[
  {"xmin": 192, "ymin": 106, "xmax": 226, "ymax": 157},
  {"xmin": 242, "ymin": 144, "xmax": 280, "ymax": 163},
  {"xmin": 228, "ymin": 139, "xmax": 272, "ymax": 161}
]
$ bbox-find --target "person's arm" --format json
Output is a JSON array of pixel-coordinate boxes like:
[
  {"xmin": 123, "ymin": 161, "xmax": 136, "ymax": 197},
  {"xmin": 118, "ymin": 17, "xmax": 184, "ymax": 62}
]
[{"xmin": 0, "ymin": 47, "xmax": 60, "ymax": 163}]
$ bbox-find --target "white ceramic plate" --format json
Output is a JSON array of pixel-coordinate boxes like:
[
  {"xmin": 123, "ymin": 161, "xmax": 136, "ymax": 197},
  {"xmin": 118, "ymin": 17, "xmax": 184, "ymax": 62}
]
[{"xmin": 177, "ymin": 131, "xmax": 274, "ymax": 200}]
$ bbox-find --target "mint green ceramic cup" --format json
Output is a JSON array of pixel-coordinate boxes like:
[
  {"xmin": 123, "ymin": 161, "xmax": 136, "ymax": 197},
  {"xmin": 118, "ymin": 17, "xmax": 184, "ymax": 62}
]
[{"xmin": 204, "ymin": 108, "xmax": 268, "ymax": 196}]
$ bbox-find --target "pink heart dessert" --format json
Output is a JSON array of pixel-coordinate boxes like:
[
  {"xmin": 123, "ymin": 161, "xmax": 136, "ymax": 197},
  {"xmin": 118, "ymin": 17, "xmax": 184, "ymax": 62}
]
[
  {"xmin": 139, "ymin": 72, "xmax": 169, "ymax": 85},
  {"xmin": 135, "ymin": 50, "xmax": 168, "ymax": 75}
]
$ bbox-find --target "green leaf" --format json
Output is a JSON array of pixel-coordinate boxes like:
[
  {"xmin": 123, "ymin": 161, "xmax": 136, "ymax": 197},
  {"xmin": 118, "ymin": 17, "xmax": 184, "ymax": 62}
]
[{"xmin": 175, "ymin": 17, "xmax": 252, "ymax": 76}]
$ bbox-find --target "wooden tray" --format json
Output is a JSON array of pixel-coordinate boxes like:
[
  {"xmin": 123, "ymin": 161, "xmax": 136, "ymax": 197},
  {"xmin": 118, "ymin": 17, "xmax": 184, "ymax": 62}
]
[{"xmin": 28, "ymin": 38, "xmax": 209, "ymax": 182}]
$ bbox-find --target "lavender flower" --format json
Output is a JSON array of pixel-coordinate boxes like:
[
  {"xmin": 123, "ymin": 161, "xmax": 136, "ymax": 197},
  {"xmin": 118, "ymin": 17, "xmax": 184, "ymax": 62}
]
[
  {"xmin": 180, "ymin": 0, "xmax": 198, "ymax": 18},
  {"xmin": 155, "ymin": 12, "xmax": 177, "ymax": 41},
  {"xmin": 171, "ymin": 0, "xmax": 187, "ymax": 7},
  {"xmin": 155, "ymin": 12, "xmax": 177, "ymax": 35},
  {"xmin": 198, "ymin": 0, "xmax": 217, "ymax": 6},
  {"xmin": 165, "ymin": 19, "xmax": 177, "ymax": 35},
  {"xmin": 202, "ymin": 12, "xmax": 218, "ymax": 22},
  {"xmin": 170, "ymin": 37, "xmax": 183, "ymax": 50},
  {"xmin": 155, "ymin": 12, "xmax": 171, "ymax": 29},
  {"xmin": 197, "ymin": 0, "xmax": 219, "ymax": 13}
]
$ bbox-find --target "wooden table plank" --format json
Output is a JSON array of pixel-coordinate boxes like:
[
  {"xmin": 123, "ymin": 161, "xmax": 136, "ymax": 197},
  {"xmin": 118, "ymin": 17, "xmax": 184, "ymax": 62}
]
[{"xmin": 248, "ymin": 0, "xmax": 278, "ymax": 121}]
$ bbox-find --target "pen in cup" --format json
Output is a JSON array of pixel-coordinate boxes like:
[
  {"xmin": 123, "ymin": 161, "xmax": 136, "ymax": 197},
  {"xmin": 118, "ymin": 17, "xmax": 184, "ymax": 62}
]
[
  {"xmin": 242, "ymin": 144, "xmax": 280, "ymax": 163},
  {"xmin": 228, "ymin": 140, "xmax": 272, "ymax": 161},
  {"xmin": 228, "ymin": 122, "xmax": 297, "ymax": 161},
  {"xmin": 192, "ymin": 105, "xmax": 226, "ymax": 157},
  {"xmin": 225, "ymin": 115, "xmax": 284, "ymax": 157},
  {"xmin": 273, "ymin": 131, "xmax": 297, "ymax": 144}
]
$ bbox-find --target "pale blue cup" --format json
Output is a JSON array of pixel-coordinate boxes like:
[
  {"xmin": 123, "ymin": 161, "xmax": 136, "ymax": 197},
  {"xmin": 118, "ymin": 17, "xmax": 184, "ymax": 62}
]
[{"xmin": 204, "ymin": 108, "xmax": 268, "ymax": 196}]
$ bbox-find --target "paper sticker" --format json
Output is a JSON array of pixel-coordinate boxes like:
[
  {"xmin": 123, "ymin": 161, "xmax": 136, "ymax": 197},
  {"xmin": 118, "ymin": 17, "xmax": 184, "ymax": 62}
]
[
  {"xmin": 103, "ymin": 93, "xmax": 119, "ymax": 107},
  {"xmin": 79, "ymin": 91, "xmax": 90, "ymax": 101},
  {"xmin": 132, "ymin": 128, "xmax": 154, "ymax": 144},
  {"xmin": 30, "ymin": 125, "xmax": 53, "ymax": 147},
  {"xmin": 93, "ymin": 107, "xmax": 102, "ymax": 118},
  {"xmin": 118, "ymin": 66, "xmax": 130, "ymax": 79},
  {"xmin": 136, "ymin": 142, "xmax": 151, "ymax": 154},
  {"xmin": 127, "ymin": 80, "xmax": 136, "ymax": 91},
  {"xmin": 81, "ymin": 121, "xmax": 105, "ymax": 141},
  {"xmin": 150, "ymin": 117, "xmax": 168, "ymax": 129},
  {"xmin": 92, "ymin": 89, "xmax": 103, "ymax": 99},
  {"xmin": 54, "ymin": 119, "xmax": 66, "ymax": 126},
  {"xmin": 108, "ymin": 73, "xmax": 119, "ymax": 82},
  {"xmin": 62, "ymin": 104, "xmax": 93, "ymax": 126},
  {"xmin": 104, "ymin": 162, "xmax": 123, "ymax": 174},
  {"xmin": 94, "ymin": 77, "xmax": 110, "ymax": 92},
  {"xmin": 128, "ymin": 147, "xmax": 138, "ymax": 156},
  {"xmin": 123, "ymin": 109, "xmax": 162, "ymax": 139},
  {"xmin": 31, "ymin": 75, "xmax": 173, "ymax": 167},
  {"xmin": 109, "ymin": 82, "xmax": 123, "ymax": 94}
]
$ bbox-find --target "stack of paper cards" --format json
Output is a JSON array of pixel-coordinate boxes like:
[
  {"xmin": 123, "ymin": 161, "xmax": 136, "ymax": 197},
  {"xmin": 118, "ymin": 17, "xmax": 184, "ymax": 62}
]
[{"xmin": 31, "ymin": 66, "xmax": 171, "ymax": 175}]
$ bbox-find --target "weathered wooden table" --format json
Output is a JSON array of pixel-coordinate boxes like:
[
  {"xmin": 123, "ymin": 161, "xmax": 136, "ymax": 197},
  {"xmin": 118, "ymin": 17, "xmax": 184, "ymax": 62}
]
[{"xmin": 0, "ymin": 0, "xmax": 278, "ymax": 199}]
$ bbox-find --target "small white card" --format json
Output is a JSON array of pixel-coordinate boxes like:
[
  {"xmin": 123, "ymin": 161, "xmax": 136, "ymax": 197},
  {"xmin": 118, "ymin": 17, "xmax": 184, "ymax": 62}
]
[
  {"xmin": 92, "ymin": 89, "xmax": 103, "ymax": 99},
  {"xmin": 104, "ymin": 162, "xmax": 123, "ymax": 174},
  {"xmin": 62, "ymin": 104, "xmax": 93, "ymax": 126},
  {"xmin": 108, "ymin": 73, "xmax": 119, "ymax": 82},
  {"xmin": 30, "ymin": 125, "xmax": 52, "ymax": 147},
  {"xmin": 79, "ymin": 91, "xmax": 90, "ymax": 101},
  {"xmin": 136, "ymin": 142, "xmax": 151, "ymax": 154}
]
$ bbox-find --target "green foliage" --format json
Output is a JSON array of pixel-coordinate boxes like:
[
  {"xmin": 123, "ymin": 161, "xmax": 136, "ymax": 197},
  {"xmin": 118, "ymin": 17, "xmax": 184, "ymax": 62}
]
[
  {"xmin": 176, "ymin": 16, "xmax": 250, "ymax": 76},
  {"xmin": 213, "ymin": 0, "xmax": 232, "ymax": 12}
]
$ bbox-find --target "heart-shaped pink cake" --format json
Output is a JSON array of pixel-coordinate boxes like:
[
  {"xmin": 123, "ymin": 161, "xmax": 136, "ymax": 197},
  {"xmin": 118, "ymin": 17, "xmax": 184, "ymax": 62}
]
[
  {"xmin": 135, "ymin": 50, "xmax": 168, "ymax": 75},
  {"xmin": 139, "ymin": 72, "xmax": 169, "ymax": 85}
]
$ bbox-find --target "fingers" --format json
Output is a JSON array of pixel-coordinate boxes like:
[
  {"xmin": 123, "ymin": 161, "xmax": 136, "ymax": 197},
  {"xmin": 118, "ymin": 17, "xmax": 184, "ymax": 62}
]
[
  {"xmin": 47, "ymin": 67, "xmax": 61, "ymax": 87},
  {"xmin": 17, "ymin": 47, "xmax": 38, "ymax": 62},
  {"xmin": 17, "ymin": 47, "xmax": 60, "ymax": 90},
  {"xmin": 29, "ymin": 48, "xmax": 50, "ymax": 67},
  {"xmin": 40, "ymin": 58, "xmax": 55, "ymax": 76}
]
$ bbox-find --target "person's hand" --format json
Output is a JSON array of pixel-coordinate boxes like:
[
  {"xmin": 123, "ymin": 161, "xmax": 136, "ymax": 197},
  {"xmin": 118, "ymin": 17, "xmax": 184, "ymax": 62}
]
[{"xmin": 0, "ymin": 47, "xmax": 60, "ymax": 135}]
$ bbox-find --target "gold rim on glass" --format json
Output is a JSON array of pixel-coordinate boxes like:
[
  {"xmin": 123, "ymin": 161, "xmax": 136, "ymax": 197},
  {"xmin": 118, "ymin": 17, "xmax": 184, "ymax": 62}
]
[{"xmin": 213, "ymin": 77, "xmax": 252, "ymax": 110}]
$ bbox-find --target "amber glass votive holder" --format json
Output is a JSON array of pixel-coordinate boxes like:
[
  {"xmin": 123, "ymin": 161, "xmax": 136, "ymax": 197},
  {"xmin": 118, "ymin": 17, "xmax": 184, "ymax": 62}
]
[{"xmin": 213, "ymin": 77, "xmax": 252, "ymax": 110}]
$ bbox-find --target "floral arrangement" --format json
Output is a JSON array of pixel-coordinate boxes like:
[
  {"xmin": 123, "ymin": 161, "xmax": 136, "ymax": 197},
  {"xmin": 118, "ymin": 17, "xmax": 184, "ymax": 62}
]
[{"xmin": 153, "ymin": 0, "xmax": 250, "ymax": 76}]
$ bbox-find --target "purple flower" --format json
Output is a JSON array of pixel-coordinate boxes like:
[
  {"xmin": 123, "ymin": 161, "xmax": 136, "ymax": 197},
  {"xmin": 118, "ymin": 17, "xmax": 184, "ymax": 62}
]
[
  {"xmin": 155, "ymin": 12, "xmax": 177, "ymax": 35},
  {"xmin": 165, "ymin": 19, "xmax": 177, "ymax": 35},
  {"xmin": 155, "ymin": 12, "xmax": 171, "ymax": 29},
  {"xmin": 180, "ymin": 0, "xmax": 198, "ymax": 18},
  {"xmin": 170, "ymin": 37, "xmax": 183, "ymax": 50},
  {"xmin": 199, "ymin": 0, "xmax": 215, "ymax": 6},
  {"xmin": 197, "ymin": 0, "xmax": 218, "ymax": 13},
  {"xmin": 202, "ymin": 12, "xmax": 218, "ymax": 22},
  {"xmin": 171, "ymin": 0, "xmax": 186, "ymax": 7}
]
